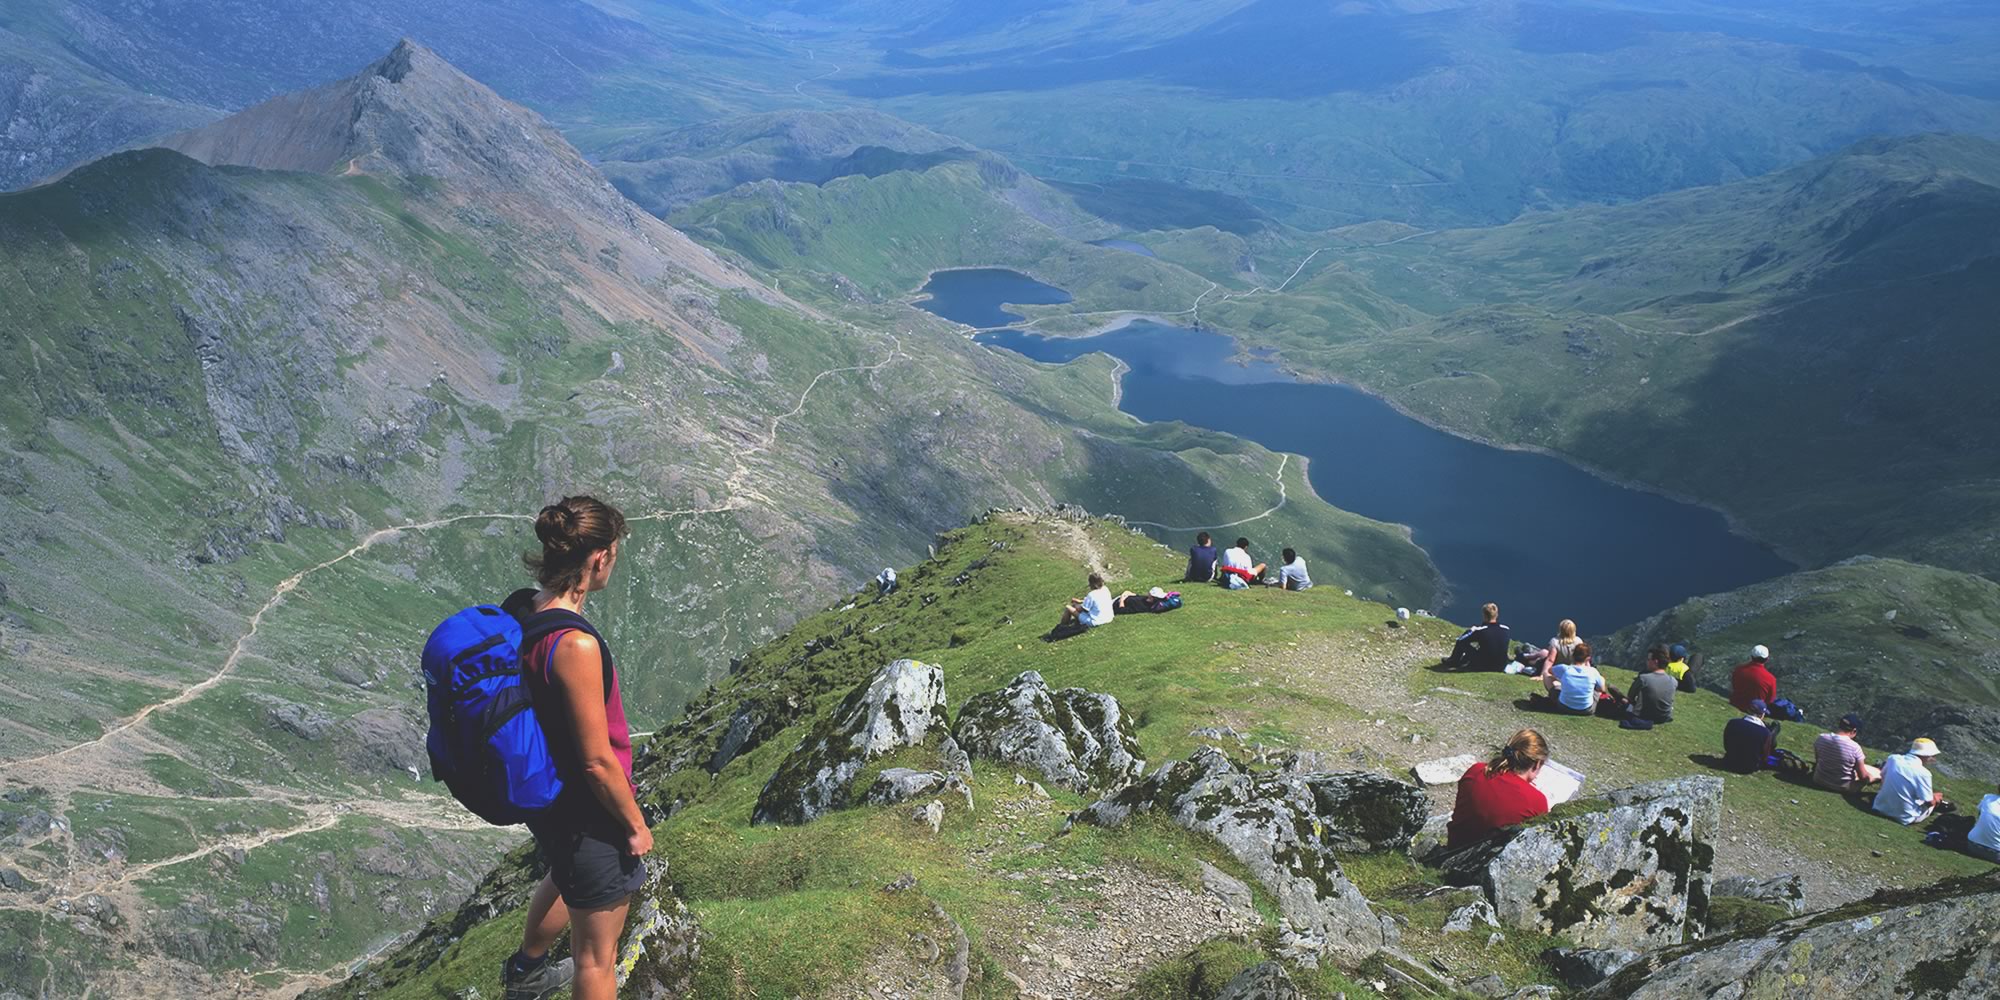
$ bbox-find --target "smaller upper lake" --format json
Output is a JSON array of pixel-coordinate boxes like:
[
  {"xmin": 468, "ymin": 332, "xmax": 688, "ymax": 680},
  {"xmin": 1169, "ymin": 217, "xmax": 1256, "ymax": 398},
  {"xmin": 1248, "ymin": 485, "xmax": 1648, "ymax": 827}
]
[
  {"xmin": 931, "ymin": 268, "xmax": 1795, "ymax": 631},
  {"xmin": 1089, "ymin": 238, "xmax": 1157, "ymax": 257},
  {"xmin": 914, "ymin": 268, "xmax": 1072, "ymax": 329}
]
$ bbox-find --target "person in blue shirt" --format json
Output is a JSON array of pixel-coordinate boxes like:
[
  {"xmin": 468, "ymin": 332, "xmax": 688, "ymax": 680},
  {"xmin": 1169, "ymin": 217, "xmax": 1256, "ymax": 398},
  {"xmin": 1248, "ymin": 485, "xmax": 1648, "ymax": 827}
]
[
  {"xmin": 1278, "ymin": 548, "xmax": 1313, "ymax": 591},
  {"xmin": 1535, "ymin": 641, "xmax": 1607, "ymax": 715},
  {"xmin": 1965, "ymin": 783, "xmax": 2000, "ymax": 863},
  {"xmin": 1184, "ymin": 532, "xmax": 1218, "ymax": 583},
  {"xmin": 1874, "ymin": 739, "xmax": 1948, "ymax": 825},
  {"xmin": 1722, "ymin": 700, "xmax": 1779, "ymax": 773}
]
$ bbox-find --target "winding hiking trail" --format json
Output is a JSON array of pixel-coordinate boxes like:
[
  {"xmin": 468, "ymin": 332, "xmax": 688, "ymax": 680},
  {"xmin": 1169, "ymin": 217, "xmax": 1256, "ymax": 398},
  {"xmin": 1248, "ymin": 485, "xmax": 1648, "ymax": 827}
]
[
  {"xmin": 0, "ymin": 339, "xmax": 911, "ymax": 986},
  {"xmin": 1124, "ymin": 455, "xmax": 1291, "ymax": 533},
  {"xmin": 1, "ymin": 340, "xmax": 908, "ymax": 776}
]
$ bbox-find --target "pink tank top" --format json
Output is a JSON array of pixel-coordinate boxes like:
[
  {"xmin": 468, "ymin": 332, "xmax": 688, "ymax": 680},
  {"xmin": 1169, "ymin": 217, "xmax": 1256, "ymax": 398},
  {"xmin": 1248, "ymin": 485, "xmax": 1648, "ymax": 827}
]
[{"xmin": 530, "ymin": 628, "xmax": 635, "ymax": 792}]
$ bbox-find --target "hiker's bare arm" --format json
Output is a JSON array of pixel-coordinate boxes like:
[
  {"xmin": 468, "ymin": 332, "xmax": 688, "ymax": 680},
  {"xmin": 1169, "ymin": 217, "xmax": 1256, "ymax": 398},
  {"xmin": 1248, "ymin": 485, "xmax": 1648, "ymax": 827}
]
[{"xmin": 550, "ymin": 633, "xmax": 651, "ymax": 849}]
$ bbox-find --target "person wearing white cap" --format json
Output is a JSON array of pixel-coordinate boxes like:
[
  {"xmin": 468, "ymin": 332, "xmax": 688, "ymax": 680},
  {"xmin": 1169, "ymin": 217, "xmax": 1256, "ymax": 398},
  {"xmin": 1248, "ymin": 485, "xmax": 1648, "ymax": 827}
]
[
  {"xmin": 1730, "ymin": 645, "xmax": 1779, "ymax": 715},
  {"xmin": 1113, "ymin": 586, "xmax": 1175, "ymax": 614},
  {"xmin": 1873, "ymin": 738, "xmax": 1948, "ymax": 825}
]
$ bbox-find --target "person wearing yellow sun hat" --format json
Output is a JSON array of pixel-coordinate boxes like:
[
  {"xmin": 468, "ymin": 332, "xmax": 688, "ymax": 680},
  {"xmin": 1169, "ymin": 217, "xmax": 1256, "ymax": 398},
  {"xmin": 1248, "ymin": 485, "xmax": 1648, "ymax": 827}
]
[{"xmin": 1873, "ymin": 738, "xmax": 1949, "ymax": 825}]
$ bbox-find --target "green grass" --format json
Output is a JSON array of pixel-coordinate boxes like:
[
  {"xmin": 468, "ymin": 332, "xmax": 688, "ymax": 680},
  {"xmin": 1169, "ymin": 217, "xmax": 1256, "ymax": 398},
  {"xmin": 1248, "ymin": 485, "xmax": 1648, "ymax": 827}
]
[{"xmin": 339, "ymin": 513, "xmax": 1989, "ymax": 1000}]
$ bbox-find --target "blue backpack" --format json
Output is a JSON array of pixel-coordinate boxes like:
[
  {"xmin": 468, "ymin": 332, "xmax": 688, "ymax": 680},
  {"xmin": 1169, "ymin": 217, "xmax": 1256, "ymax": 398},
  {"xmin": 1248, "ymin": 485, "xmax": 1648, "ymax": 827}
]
[{"xmin": 422, "ymin": 605, "xmax": 566, "ymax": 825}]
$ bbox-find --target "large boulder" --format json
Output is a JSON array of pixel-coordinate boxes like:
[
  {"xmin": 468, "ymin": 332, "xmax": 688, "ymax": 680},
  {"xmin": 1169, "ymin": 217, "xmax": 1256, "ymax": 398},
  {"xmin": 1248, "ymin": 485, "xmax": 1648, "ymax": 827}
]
[
  {"xmin": 1439, "ymin": 776, "xmax": 1721, "ymax": 950},
  {"xmin": 751, "ymin": 660, "xmax": 950, "ymax": 826},
  {"xmin": 1074, "ymin": 747, "xmax": 1402, "ymax": 966},
  {"xmin": 1300, "ymin": 772, "xmax": 1430, "ymax": 852},
  {"xmin": 952, "ymin": 671, "xmax": 1145, "ymax": 793},
  {"xmin": 615, "ymin": 864, "xmax": 701, "ymax": 998},
  {"xmin": 1580, "ymin": 873, "xmax": 2000, "ymax": 999}
]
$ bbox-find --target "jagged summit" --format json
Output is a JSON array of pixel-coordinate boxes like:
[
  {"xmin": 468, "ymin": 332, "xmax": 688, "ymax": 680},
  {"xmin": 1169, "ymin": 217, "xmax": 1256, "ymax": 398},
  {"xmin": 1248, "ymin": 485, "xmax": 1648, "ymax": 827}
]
[{"xmin": 154, "ymin": 39, "xmax": 636, "ymax": 223}]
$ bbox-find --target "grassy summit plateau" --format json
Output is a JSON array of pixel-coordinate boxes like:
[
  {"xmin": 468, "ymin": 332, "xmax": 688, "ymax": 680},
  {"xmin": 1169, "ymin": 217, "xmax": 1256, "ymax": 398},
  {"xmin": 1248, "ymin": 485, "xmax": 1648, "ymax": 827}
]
[{"xmin": 329, "ymin": 511, "xmax": 1993, "ymax": 1000}]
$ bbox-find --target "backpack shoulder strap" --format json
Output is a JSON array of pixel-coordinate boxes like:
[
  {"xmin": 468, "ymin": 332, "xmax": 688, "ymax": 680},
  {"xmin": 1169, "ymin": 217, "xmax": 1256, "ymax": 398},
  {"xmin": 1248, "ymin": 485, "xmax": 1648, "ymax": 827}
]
[{"xmin": 518, "ymin": 609, "xmax": 613, "ymax": 697}]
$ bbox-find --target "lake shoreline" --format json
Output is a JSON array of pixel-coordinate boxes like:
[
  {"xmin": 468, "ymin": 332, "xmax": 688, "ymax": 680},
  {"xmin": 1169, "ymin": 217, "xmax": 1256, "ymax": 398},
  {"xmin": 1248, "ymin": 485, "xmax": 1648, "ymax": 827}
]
[{"xmin": 1033, "ymin": 308, "xmax": 1802, "ymax": 576}]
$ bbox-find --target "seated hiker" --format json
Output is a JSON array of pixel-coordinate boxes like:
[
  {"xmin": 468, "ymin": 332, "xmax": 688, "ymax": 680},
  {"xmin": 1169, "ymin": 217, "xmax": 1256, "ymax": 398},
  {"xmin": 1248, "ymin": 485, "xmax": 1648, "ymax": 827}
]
[
  {"xmin": 1218, "ymin": 537, "xmax": 1266, "ymax": 590},
  {"xmin": 1443, "ymin": 602, "xmax": 1511, "ymax": 671},
  {"xmin": 1278, "ymin": 548, "xmax": 1313, "ymax": 591},
  {"xmin": 1184, "ymin": 532, "xmax": 1218, "ymax": 583},
  {"xmin": 1052, "ymin": 572, "xmax": 1114, "ymax": 639},
  {"xmin": 1666, "ymin": 643, "xmax": 1700, "ymax": 693},
  {"xmin": 1446, "ymin": 729, "xmax": 1552, "ymax": 849},
  {"xmin": 875, "ymin": 566, "xmax": 897, "ymax": 597},
  {"xmin": 1113, "ymin": 586, "xmax": 1176, "ymax": 614},
  {"xmin": 1812, "ymin": 714, "xmax": 1882, "ymax": 792},
  {"xmin": 1537, "ymin": 641, "xmax": 1608, "ymax": 715},
  {"xmin": 1722, "ymin": 699, "xmax": 1779, "ymax": 773},
  {"xmin": 1874, "ymin": 738, "xmax": 1949, "ymax": 825},
  {"xmin": 1731, "ymin": 644, "xmax": 1781, "ymax": 715},
  {"xmin": 1966, "ymin": 783, "xmax": 2000, "ymax": 864},
  {"xmin": 1622, "ymin": 646, "xmax": 1677, "ymax": 727},
  {"xmin": 1541, "ymin": 619, "xmax": 1585, "ymax": 671}
]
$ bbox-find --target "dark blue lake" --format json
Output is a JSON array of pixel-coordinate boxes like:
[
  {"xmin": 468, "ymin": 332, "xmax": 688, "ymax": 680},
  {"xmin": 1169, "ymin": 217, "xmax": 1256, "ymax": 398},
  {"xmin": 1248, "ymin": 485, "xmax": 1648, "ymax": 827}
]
[
  {"xmin": 935, "ymin": 270, "xmax": 1793, "ymax": 631},
  {"xmin": 914, "ymin": 268, "xmax": 1073, "ymax": 328}
]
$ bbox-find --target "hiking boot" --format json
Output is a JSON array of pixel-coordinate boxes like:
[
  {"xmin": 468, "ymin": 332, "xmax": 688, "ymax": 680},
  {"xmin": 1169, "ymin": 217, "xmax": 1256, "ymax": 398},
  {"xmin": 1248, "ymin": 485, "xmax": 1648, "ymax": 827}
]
[{"xmin": 501, "ymin": 955, "xmax": 573, "ymax": 1000}]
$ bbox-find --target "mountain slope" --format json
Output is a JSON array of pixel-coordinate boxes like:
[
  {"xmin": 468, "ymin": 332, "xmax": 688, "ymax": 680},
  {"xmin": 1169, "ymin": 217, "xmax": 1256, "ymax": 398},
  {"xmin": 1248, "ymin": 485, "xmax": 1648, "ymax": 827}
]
[
  {"xmin": 321, "ymin": 512, "xmax": 1998, "ymax": 1000},
  {"xmin": 0, "ymin": 43, "xmax": 1439, "ymax": 996}
]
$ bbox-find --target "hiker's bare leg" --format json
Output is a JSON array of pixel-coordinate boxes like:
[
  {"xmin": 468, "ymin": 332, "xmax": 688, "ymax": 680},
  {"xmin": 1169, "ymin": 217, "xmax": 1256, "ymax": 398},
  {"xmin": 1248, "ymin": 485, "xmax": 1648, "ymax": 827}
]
[
  {"xmin": 569, "ymin": 897, "xmax": 632, "ymax": 1000},
  {"xmin": 520, "ymin": 873, "xmax": 568, "ymax": 958}
]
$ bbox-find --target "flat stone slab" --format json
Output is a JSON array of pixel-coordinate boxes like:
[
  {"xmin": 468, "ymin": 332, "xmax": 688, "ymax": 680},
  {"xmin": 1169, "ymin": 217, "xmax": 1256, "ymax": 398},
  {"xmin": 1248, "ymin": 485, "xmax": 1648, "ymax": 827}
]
[{"xmin": 1413, "ymin": 754, "xmax": 1479, "ymax": 786}]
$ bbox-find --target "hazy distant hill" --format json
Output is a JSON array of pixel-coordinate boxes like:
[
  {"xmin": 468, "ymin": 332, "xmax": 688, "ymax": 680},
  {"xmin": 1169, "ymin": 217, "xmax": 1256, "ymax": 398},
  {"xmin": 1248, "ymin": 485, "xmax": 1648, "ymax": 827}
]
[
  {"xmin": 735, "ymin": 0, "xmax": 2000, "ymax": 226},
  {"xmin": 598, "ymin": 108, "xmax": 981, "ymax": 216},
  {"xmin": 0, "ymin": 43, "xmax": 1437, "ymax": 994}
]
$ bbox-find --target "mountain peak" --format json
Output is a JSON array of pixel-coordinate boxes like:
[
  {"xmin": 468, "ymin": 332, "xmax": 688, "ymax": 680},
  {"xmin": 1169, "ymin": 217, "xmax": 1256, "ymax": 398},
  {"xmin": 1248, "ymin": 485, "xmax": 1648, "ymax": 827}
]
[
  {"xmin": 152, "ymin": 41, "xmax": 635, "ymax": 223},
  {"xmin": 371, "ymin": 38, "xmax": 433, "ymax": 84}
]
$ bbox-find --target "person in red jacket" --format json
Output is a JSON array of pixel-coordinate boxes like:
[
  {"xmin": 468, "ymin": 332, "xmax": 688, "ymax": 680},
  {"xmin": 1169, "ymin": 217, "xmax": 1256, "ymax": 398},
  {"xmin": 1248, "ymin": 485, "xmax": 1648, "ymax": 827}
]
[
  {"xmin": 1730, "ymin": 644, "xmax": 1779, "ymax": 714},
  {"xmin": 1446, "ymin": 729, "xmax": 1552, "ymax": 850}
]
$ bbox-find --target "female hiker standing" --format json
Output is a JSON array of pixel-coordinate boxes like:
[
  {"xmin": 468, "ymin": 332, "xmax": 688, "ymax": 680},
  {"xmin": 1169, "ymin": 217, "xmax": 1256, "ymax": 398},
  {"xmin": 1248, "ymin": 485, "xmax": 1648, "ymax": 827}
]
[{"xmin": 498, "ymin": 496, "xmax": 649, "ymax": 1000}]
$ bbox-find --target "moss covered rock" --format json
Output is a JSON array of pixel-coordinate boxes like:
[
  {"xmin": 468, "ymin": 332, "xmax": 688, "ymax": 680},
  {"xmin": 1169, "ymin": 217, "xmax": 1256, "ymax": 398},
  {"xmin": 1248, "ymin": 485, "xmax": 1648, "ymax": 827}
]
[
  {"xmin": 750, "ymin": 659, "xmax": 950, "ymax": 826},
  {"xmin": 1582, "ymin": 872, "xmax": 2000, "ymax": 999},
  {"xmin": 952, "ymin": 670, "xmax": 1145, "ymax": 793},
  {"xmin": 614, "ymin": 864, "xmax": 701, "ymax": 999},
  {"xmin": 1074, "ymin": 747, "xmax": 1397, "ymax": 967},
  {"xmin": 1439, "ymin": 776, "xmax": 1722, "ymax": 951}
]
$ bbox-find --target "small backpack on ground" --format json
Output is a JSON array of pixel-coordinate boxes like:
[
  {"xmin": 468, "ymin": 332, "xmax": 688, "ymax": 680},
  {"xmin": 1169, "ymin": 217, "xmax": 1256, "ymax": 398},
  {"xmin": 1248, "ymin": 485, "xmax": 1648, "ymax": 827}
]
[
  {"xmin": 1155, "ymin": 592, "xmax": 1183, "ymax": 612},
  {"xmin": 422, "ymin": 604, "xmax": 565, "ymax": 825}
]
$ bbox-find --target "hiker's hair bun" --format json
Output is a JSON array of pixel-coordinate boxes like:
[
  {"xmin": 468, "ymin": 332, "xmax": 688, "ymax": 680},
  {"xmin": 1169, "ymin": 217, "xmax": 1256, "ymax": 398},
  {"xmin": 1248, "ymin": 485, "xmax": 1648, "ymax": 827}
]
[
  {"xmin": 524, "ymin": 496, "xmax": 629, "ymax": 594},
  {"xmin": 535, "ymin": 502, "xmax": 580, "ymax": 553}
]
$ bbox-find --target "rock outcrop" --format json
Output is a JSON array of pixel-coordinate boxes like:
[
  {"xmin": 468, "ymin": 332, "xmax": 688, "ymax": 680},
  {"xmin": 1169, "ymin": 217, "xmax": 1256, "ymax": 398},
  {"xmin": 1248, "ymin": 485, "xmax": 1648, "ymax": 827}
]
[
  {"xmin": 1712, "ymin": 872, "xmax": 1807, "ymax": 916},
  {"xmin": 951, "ymin": 671, "xmax": 1144, "ymax": 793},
  {"xmin": 751, "ymin": 660, "xmax": 950, "ymax": 826},
  {"xmin": 1543, "ymin": 947, "xmax": 1641, "ymax": 989},
  {"xmin": 1581, "ymin": 873, "xmax": 2000, "ymax": 999},
  {"xmin": 1440, "ymin": 776, "xmax": 1721, "ymax": 950},
  {"xmin": 1215, "ymin": 960, "xmax": 1302, "ymax": 1000},
  {"xmin": 1074, "ymin": 747, "xmax": 1405, "ymax": 965},
  {"xmin": 614, "ymin": 865, "xmax": 701, "ymax": 999}
]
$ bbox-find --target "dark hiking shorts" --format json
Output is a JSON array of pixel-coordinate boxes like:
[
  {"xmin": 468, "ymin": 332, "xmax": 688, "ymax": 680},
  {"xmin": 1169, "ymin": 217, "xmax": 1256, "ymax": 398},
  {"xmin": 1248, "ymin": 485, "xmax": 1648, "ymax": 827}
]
[{"xmin": 529, "ymin": 815, "xmax": 648, "ymax": 910}]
